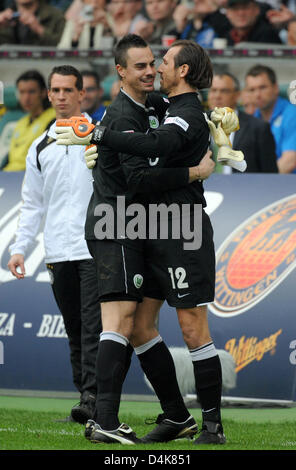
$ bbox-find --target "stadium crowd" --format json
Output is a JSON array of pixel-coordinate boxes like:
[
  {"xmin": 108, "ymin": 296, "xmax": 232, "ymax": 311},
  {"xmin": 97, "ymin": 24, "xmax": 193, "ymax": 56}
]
[
  {"xmin": 1, "ymin": 1, "xmax": 296, "ymax": 173},
  {"xmin": 0, "ymin": 0, "xmax": 296, "ymax": 47}
]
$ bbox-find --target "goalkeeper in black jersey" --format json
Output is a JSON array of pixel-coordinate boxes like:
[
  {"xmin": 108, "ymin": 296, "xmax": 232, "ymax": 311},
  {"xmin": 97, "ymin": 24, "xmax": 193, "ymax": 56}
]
[{"xmin": 56, "ymin": 38, "xmax": 240, "ymax": 445}]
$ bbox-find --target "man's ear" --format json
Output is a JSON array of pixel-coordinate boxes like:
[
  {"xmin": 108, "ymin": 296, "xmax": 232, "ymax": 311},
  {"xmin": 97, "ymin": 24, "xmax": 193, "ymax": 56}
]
[
  {"xmin": 79, "ymin": 88, "xmax": 86, "ymax": 104},
  {"xmin": 179, "ymin": 63, "xmax": 189, "ymax": 79},
  {"xmin": 116, "ymin": 64, "xmax": 125, "ymax": 80}
]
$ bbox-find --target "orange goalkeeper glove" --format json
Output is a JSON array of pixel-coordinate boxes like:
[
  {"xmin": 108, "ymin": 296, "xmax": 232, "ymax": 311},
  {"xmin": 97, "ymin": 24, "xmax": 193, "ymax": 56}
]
[{"xmin": 55, "ymin": 116, "xmax": 95, "ymax": 145}]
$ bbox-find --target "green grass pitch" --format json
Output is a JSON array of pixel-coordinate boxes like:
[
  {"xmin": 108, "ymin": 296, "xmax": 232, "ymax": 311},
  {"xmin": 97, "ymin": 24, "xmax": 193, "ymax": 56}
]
[{"xmin": 0, "ymin": 395, "xmax": 296, "ymax": 452}]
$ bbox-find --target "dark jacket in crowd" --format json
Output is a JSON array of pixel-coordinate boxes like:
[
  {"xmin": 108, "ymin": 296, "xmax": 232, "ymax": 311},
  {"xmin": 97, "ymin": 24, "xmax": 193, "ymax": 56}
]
[
  {"xmin": 233, "ymin": 110, "xmax": 278, "ymax": 173},
  {"xmin": 0, "ymin": 0, "xmax": 65, "ymax": 46},
  {"xmin": 223, "ymin": 14, "xmax": 282, "ymax": 45}
]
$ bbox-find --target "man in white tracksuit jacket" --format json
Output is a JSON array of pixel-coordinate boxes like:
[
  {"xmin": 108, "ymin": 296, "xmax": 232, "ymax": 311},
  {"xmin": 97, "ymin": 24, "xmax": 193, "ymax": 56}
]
[{"xmin": 7, "ymin": 65, "xmax": 104, "ymax": 424}]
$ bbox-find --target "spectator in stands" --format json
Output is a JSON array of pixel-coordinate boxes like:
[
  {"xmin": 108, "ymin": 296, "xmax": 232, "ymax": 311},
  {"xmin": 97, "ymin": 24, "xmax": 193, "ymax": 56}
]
[
  {"xmin": 208, "ymin": 72, "xmax": 278, "ymax": 173},
  {"xmin": 266, "ymin": 3, "xmax": 295, "ymax": 41},
  {"xmin": 61, "ymin": 0, "xmax": 147, "ymax": 48},
  {"xmin": 173, "ymin": 0, "xmax": 231, "ymax": 48},
  {"xmin": 0, "ymin": 0, "xmax": 65, "ymax": 46},
  {"xmin": 1, "ymin": 70, "xmax": 55, "ymax": 172},
  {"xmin": 240, "ymin": 87, "xmax": 257, "ymax": 114},
  {"xmin": 133, "ymin": 0, "xmax": 178, "ymax": 45},
  {"xmin": 81, "ymin": 70, "xmax": 106, "ymax": 122},
  {"xmin": 287, "ymin": 16, "xmax": 296, "ymax": 44},
  {"xmin": 223, "ymin": 0, "xmax": 282, "ymax": 45},
  {"xmin": 245, "ymin": 64, "xmax": 296, "ymax": 173},
  {"xmin": 61, "ymin": 0, "xmax": 109, "ymax": 49},
  {"xmin": 106, "ymin": 0, "xmax": 149, "ymax": 41},
  {"xmin": 49, "ymin": 0, "xmax": 72, "ymax": 11}
]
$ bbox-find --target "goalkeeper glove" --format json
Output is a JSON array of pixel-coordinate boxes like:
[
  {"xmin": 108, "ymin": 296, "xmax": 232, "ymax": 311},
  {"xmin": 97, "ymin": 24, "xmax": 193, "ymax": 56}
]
[
  {"xmin": 216, "ymin": 146, "xmax": 247, "ymax": 172},
  {"xmin": 205, "ymin": 110, "xmax": 247, "ymax": 172},
  {"xmin": 210, "ymin": 107, "xmax": 240, "ymax": 134},
  {"xmin": 85, "ymin": 144, "xmax": 98, "ymax": 169},
  {"xmin": 55, "ymin": 116, "xmax": 95, "ymax": 145}
]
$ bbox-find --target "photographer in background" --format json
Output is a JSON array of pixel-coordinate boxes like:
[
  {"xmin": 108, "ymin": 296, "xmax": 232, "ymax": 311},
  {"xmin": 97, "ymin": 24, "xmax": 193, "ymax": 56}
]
[{"xmin": 0, "ymin": 0, "xmax": 65, "ymax": 46}]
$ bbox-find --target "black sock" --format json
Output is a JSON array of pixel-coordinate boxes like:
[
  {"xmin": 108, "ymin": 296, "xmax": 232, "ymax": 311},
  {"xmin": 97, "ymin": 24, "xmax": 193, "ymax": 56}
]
[
  {"xmin": 192, "ymin": 354, "xmax": 222, "ymax": 424},
  {"xmin": 137, "ymin": 339, "xmax": 190, "ymax": 422},
  {"xmin": 124, "ymin": 342, "xmax": 134, "ymax": 379},
  {"xmin": 94, "ymin": 339, "xmax": 128, "ymax": 430}
]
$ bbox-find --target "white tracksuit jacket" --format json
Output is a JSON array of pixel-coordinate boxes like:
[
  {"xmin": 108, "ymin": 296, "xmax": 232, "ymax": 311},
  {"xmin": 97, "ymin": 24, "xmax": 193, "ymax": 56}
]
[{"xmin": 9, "ymin": 115, "xmax": 94, "ymax": 263}]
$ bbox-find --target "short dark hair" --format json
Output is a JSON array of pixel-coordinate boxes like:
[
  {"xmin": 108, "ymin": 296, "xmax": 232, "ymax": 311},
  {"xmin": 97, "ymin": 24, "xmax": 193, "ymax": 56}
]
[
  {"xmin": 81, "ymin": 69, "xmax": 101, "ymax": 88},
  {"xmin": 246, "ymin": 64, "xmax": 277, "ymax": 85},
  {"xmin": 114, "ymin": 34, "xmax": 149, "ymax": 67},
  {"xmin": 170, "ymin": 40, "xmax": 213, "ymax": 90},
  {"xmin": 16, "ymin": 70, "xmax": 50, "ymax": 109},
  {"xmin": 214, "ymin": 72, "xmax": 240, "ymax": 91},
  {"xmin": 16, "ymin": 70, "xmax": 47, "ymax": 90},
  {"xmin": 48, "ymin": 65, "xmax": 83, "ymax": 90}
]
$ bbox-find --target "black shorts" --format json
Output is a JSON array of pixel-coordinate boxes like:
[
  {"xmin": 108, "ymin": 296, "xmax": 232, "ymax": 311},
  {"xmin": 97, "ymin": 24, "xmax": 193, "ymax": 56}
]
[
  {"xmin": 87, "ymin": 239, "xmax": 148, "ymax": 303},
  {"xmin": 144, "ymin": 210, "xmax": 215, "ymax": 308}
]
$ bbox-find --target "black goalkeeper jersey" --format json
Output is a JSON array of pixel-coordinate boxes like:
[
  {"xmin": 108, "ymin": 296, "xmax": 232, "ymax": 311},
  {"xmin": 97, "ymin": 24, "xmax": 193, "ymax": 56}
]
[
  {"xmin": 85, "ymin": 89, "xmax": 190, "ymax": 249},
  {"xmin": 95, "ymin": 92, "xmax": 210, "ymax": 208}
]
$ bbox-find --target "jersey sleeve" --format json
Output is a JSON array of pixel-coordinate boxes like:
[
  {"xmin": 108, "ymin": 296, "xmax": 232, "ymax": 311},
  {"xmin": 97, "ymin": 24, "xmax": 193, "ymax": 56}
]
[{"xmin": 100, "ymin": 112, "xmax": 201, "ymax": 159}]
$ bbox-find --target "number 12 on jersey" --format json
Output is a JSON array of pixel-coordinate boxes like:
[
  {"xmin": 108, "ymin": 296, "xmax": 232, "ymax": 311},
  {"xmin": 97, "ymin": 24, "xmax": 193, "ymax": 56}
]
[{"xmin": 168, "ymin": 267, "xmax": 189, "ymax": 289}]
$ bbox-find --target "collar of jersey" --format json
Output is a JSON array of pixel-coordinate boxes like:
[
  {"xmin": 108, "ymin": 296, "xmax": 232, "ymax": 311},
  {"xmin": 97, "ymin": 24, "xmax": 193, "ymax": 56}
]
[
  {"xmin": 120, "ymin": 88, "xmax": 154, "ymax": 113},
  {"xmin": 168, "ymin": 91, "xmax": 199, "ymax": 103}
]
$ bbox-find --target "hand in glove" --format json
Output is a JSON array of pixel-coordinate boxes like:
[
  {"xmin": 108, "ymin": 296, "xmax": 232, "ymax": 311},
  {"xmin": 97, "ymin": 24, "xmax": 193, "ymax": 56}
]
[
  {"xmin": 205, "ymin": 110, "xmax": 247, "ymax": 172},
  {"xmin": 85, "ymin": 144, "xmax": 98, "ymax": 169},
  {"xmin": 55, "ymin": 116, "xmax": 95, "ymax": 145},
  {"xmin": 210, "ymin": 107, "xmax": 240, "ymax": 134}
]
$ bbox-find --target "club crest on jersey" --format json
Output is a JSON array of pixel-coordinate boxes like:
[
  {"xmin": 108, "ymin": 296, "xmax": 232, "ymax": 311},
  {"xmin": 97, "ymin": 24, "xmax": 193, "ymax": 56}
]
[
  {"xmin": 209, "ymin": 195, "xmax": 296, "ymax": 317},
  {"xmin": 149, "ymin": 115, "xmax": 159, "ymax": 129},
  {"xmin": 133, "ymin": 274, "xmax": 143, "ymax": 289}
]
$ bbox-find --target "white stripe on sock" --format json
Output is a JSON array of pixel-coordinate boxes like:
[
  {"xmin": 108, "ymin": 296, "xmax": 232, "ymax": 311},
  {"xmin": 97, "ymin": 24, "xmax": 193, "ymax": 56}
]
[
  {"xmin": 189, "ymin": 342, "xmax": 218, "ymax": 361},
  {"xmin": 100, "ymin": 331, "xmax": 129, "ymax": 346},
  {"xmin": 134, "ymin": 335, "xmax": 162, "ymax": 355}
]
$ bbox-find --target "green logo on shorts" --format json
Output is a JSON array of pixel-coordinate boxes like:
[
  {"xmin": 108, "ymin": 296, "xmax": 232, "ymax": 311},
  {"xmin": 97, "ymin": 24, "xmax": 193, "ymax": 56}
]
[{"xmin": 133, "ymin": 274, "xmax": 143, "ymax": 289}]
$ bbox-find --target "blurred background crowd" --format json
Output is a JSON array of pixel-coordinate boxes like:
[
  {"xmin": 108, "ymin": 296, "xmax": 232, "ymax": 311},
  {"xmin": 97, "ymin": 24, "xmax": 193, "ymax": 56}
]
[
  {"xmin": 0, "ymin": 0, "xmax": 296, "ymax": 48},
  {"xmin": 0, "ymin": 0, "xmax": 296, "ymax": 173},
  {"xmin": 1, "ymin": 0, "xmax": 296, "ymax": 48}
]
